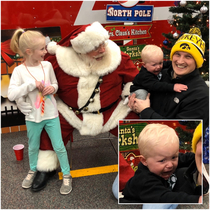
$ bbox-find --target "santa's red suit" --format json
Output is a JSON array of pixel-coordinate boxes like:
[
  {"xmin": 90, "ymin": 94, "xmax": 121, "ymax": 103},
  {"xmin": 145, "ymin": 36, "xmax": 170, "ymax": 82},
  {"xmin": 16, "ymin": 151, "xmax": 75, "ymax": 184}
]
[{"xmin": 36, "ymin": 22, "xmax": 139, "ymax": 172}]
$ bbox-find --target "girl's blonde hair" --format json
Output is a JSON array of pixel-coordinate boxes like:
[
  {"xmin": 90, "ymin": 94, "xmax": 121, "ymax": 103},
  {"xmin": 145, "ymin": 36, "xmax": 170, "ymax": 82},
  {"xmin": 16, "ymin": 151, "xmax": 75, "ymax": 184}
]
[
  {"xmin": 141, "ymin": 44, "xmax": 164, "ymax": 63},
  {"xmin": 10, "ymin": 28, "xmax": 45, "ymax": 57},
  {"xmin": 138, "ymin": 123, "xmax": 179, "ymax": 158}
]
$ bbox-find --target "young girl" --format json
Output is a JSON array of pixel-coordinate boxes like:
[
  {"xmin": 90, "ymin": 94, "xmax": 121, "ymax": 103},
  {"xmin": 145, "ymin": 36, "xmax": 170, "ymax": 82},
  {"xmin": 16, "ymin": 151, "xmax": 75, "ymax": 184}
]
[{"xmin": 8, "ymin": 29, "xmax": 72, "ymax": 195}]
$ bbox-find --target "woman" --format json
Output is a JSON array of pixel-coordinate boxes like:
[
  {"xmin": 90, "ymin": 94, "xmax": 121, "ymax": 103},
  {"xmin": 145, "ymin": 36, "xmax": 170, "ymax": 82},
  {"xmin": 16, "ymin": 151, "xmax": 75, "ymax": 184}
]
[{"xmin": 128, "ymin": 28, "xmax": 209, "ymax": 130}]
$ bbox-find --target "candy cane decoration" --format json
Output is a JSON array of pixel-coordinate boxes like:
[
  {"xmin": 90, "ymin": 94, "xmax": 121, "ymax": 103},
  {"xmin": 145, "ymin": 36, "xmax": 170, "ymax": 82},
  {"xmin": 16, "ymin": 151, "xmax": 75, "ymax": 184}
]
[
  {"xmin": 41, "ymin": 80, "xmax": 46, "ymax": 116},
  {"xmin": 41, "ymin": 97, "xmax": 45, "ymax": 116}
]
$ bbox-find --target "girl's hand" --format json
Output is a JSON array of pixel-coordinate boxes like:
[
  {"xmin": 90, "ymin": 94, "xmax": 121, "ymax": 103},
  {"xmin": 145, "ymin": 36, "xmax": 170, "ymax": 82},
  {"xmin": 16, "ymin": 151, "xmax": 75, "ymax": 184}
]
[
  {"xmin": 36, "ymin": 81, "xmax": 45, "ymax": 92},
  {"xmin": 42, "ymin": 86, "xmax": 55, "ymax": 96}
]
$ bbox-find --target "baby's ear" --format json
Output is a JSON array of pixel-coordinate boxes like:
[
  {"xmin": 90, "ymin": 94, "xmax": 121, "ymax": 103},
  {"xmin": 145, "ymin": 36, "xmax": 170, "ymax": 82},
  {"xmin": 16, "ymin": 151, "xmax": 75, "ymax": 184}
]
[
  {"xmin": 142, "ymin": 62, "xmax": 146, "ymax": 68},
  {"xmin": 139, "ymin": 155, "xmax": 148, "ymax": 166}
]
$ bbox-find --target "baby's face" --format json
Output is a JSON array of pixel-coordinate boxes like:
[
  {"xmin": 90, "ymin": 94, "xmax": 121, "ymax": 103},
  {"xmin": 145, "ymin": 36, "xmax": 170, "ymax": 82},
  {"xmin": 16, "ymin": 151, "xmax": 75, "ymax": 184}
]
[
  {"xmin": 143, "ymin": 55, "xmax": 163, "ymax": 76},
  {"xmin": 145, "ymin": 142, "xmax": 179, "ymax": 180}
]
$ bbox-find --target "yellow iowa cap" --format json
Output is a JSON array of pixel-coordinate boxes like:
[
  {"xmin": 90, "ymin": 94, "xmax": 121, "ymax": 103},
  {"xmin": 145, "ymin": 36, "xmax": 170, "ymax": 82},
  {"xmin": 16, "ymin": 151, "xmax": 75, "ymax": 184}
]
[
  {"xmin": 191, "ymin": 123, "xmax": 202, "ymax": 153},
  {"xmin": 170, "ymin": 27, "xmax": 205, "ymax": 68}
]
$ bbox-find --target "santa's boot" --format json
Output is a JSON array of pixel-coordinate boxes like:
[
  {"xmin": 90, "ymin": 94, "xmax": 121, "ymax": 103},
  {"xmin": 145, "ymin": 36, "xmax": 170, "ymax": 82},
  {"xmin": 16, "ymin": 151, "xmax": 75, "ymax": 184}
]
[{"xmin": 32, "ymin": 150, "xmax": 59, "ymax": 192}]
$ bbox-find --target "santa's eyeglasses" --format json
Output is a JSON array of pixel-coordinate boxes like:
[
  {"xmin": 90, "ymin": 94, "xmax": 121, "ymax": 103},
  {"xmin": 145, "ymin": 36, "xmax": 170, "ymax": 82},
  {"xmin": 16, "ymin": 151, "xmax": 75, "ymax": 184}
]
[{"xmin": 93, "ymin": 42, "xmax": 107, "ymax": 53}]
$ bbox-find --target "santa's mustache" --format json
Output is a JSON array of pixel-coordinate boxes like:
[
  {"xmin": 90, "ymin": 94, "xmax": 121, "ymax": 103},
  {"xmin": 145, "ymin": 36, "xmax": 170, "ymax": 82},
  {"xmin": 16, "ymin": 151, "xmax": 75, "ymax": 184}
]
[{"xmin": 93, "ymin": 52, "xmax": 106, "ymax": 59}]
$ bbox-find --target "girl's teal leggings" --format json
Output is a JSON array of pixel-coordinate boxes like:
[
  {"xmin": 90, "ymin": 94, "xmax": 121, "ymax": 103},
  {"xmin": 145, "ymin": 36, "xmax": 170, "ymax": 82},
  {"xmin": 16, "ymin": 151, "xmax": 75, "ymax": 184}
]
[{"xmin": 26, "ymin": 117, "xmax": 70, "ymax": 175}]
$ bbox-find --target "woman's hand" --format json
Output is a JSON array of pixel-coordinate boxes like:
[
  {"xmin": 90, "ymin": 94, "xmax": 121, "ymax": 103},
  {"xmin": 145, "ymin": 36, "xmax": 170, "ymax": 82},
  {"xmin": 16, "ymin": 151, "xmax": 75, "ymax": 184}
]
[
  {"xmin": 128, "ymin": 93, "xmax": 136, "ymax": 111},
  {"xmin": 128, "ymin": 93, "xmax": 151, "ymax": 113}
]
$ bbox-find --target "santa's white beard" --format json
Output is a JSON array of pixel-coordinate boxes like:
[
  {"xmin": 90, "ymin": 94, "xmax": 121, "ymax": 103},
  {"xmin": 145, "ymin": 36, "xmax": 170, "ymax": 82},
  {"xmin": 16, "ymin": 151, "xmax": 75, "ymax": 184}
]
[{"xmin": 78, "ymin": 51, "xmax": 110, "ymax": 73}]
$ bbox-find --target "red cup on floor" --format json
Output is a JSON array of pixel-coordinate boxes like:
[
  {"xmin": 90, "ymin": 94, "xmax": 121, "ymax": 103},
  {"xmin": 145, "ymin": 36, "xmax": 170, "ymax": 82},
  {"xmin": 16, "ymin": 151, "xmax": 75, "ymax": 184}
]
[{"xmin": 13, "ymin": 144, "xmax": 24, "ymax": 161}]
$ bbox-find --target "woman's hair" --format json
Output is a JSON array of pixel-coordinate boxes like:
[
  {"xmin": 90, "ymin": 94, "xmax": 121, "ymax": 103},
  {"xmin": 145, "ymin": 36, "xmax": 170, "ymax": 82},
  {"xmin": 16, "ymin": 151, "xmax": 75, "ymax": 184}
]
[
  {"xmin": 138, "ymin": 123, "xmax": 179, "ymax": 158},
  {"xmin": 141, "ymin": 44, "xmax": 163, "ymax": 63},
  {"xmin": 10, "ymin": 28, "xmax": 45, "ymax": 57}
]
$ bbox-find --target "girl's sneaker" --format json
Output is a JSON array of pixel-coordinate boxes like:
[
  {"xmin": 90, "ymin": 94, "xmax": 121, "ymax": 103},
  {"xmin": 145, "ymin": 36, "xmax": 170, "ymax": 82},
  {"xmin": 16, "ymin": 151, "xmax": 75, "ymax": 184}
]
[
  {"xmin": 22, "ymin": 170, "xmax": 37, "ymax": 188},
  {"xmin": 60, "ymin": 174, "xmax": 72, "ymax": 195}
]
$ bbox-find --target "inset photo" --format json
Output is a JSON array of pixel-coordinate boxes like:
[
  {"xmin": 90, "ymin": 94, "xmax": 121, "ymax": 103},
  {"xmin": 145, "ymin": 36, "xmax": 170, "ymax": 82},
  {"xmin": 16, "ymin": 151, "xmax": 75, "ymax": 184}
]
[{"xmin": 118, "ymin": 120, "xmax": 208, "ymax": 205}]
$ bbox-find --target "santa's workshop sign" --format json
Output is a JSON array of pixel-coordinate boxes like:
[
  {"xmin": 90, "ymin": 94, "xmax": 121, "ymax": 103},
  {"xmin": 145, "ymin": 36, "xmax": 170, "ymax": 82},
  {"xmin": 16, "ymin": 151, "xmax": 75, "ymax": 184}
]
[
  {"xmin": 106, "ymin": 5, "xmax": 153, "ymax": 22},
  {"xmin": 119, "ymin": 122, "xmax": 148, "ymax": 152},
  {"xmin": 120, "ymin": 44, "xmax": 145, "ymax": 60},
  {"xmin": 105, "ymin": 24, "xmax": 152, "ymax": 41}
]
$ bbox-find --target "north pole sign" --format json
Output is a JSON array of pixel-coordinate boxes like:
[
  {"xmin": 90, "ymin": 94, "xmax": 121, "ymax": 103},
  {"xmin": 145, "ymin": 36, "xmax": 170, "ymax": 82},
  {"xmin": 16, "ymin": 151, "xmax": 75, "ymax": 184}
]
[
  {"xmin": 105, "ymin": 24, "xmax": 152, "ymax": 41},
  {"xmin": 106, "ymin": 5, "xmax": 153, "ymax": 22}
]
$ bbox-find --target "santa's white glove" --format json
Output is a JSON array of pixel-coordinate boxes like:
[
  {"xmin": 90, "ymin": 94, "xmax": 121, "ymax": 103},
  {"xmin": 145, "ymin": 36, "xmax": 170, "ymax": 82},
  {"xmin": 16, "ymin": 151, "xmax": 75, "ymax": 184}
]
[
  {"xmin": 123, "ymin": 96, "xmax": 131, "ymax": 112},
  {"xmin": 16, "ymin": 97, "xmax": 32, "ymax": 116},
  {"xmin": 123, "ymin": 96, "xmax": 129, "ymax": 105}
]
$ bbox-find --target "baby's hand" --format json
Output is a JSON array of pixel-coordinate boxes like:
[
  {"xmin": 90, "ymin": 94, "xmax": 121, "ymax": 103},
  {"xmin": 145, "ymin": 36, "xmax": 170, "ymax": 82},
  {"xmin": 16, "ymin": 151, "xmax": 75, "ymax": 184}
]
[
  {"xmin": 35, "ymin": 81, "xmax": 45, "ymax": 92},
  {"xmin": 174, "ymin": 84, "xmax": 188, "ymax": 92},
  {"xmin": 42, "ymin": 86, "xmax": 55, "ymax": 96}
]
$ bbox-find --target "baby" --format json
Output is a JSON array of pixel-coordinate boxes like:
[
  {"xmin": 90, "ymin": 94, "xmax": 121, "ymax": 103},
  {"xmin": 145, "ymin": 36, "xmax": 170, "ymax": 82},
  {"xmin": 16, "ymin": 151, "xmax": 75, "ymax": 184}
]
[
  {"xmin": 121, "ymin": 123, "xmax": 202, "ymax": 203},
  {"xmin": 130, "ymin": 45, "xmax": 188, "ymax": 100}
]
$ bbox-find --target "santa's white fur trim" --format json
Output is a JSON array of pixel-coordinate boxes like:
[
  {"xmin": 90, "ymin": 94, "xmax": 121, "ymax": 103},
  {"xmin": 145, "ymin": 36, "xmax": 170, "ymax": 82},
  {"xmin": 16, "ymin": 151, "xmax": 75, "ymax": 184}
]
[
  {"xmin": 70, "ymin": 21, "xmax": 109, "ymax": 54},
  {"xmin": 47, "ymin": 41, "xmax": 59, "ymax": 55},
  {"xmin": 80, "ymin": 113, "xmax": 104, "ymax": 136},
  {"xmin": 102, "ymin": 100, "xmax": 131, "ymax": 133},
  {"xmin": 56, "ymin": 97, "xmax": 82, "ymax": 131},
  {"xmin": 36, "ymin": 150, "xmax": 59, "ymax": 172},
  {"xmin": 77, "ymin": 75, "xmax": 101, "ymax": 111},
  {"xmin": 57, "ymin": 97, "xmax": 104, "ymax": 136},
  {"xmin": 56, "ymin": 95, "xmax": 131, "ymax": 136},
  {"xmin": 55, "ymin": 40, "xmax": 121, "ymax": 77}
]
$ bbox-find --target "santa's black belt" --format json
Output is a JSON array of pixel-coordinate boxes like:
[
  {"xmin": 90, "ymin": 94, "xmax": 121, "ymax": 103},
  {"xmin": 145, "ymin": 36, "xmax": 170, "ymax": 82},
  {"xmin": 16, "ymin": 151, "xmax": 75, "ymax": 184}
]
[
  {"xmin": 67, "ymin": 75, "xmax": 118, "ymax": 114},
  {"xmin": 69, "ymin": 100, "xmax": 118, "ymax": 115}
]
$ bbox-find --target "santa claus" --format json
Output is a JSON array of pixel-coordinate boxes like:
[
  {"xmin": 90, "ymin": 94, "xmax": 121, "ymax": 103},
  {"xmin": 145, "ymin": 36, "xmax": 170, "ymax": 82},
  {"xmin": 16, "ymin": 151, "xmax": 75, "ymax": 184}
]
[{"xmin": 16, "ymin": 21, "xmax": 139, "ymax": 191}]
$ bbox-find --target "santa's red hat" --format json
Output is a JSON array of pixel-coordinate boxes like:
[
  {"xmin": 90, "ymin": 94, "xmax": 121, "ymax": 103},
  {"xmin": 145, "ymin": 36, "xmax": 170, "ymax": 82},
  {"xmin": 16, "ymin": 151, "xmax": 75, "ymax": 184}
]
[{"xmin": 47, "ymin": 21, "xmax": 109, "ymax": 55}]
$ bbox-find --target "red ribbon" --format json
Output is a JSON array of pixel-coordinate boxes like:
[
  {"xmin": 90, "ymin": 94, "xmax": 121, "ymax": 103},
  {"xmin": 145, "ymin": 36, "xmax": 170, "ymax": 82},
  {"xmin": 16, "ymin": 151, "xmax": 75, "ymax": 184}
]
[{"xmin": 1, "ymin": 39, "xmax": 16, "ymax": 66}]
